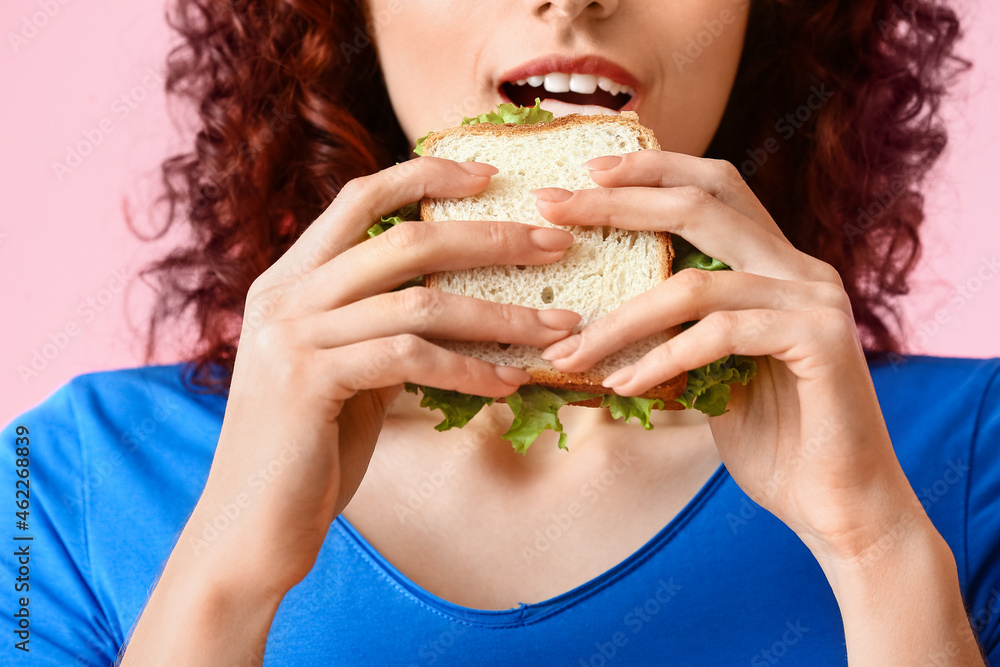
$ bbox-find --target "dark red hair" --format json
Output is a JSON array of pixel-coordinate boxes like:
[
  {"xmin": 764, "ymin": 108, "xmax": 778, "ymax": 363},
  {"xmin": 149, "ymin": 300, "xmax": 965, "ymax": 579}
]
[{"xmin": 133, "ymin": 0, "xmax": 969, "ymax": 393}]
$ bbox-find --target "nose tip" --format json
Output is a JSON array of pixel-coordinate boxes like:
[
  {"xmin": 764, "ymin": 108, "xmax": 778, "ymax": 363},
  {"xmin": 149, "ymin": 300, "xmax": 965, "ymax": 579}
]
[{"xmin": 530, "ymin": 0, "xmax": 619, "ymax": 22}]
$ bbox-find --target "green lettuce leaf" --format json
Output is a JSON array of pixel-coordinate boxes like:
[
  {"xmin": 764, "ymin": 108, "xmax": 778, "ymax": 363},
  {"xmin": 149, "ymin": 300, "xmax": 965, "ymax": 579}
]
[
  {"xmin": 459, "ymin": 97, "xmax": 554, "ymax": 127},
  {"xmin": 403, "ymin": 383, "xmax": 494, "ymax": 431},
  {"xmin": 414, "ymin": 98, "xmax": 554, "ymax": 156},
  {"xmin": 502, "ymin": 385, "xmax": 596, "ymax": 454},
  {"xmin": 404, "ymin": 384, "xmax": 674, "ymax": 454},
  {"xmin": 674, "ymin": 355, "xmax": 757, "ymax": 417},
  {"xmin": 366, "ymin": 201, "xmax": 419, "ymax": 238},
  {"xmin": 365, "ymin": 202, "xmax": 423, "ymax": 289},
  {"xmin": 669, "ymin": 237, "xmax": 757, "ymax": 415},
  {"xmin": 599, "ymin": 394, "xmax": 665, "ymax": 430},
  {"xmin": 671, "ymin": 236, "xmax": 730, "ymax": 272}
]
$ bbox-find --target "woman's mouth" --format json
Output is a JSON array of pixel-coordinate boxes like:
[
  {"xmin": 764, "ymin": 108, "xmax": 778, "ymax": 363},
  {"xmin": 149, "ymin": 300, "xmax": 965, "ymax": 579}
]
[{"xmin": 499, "ymin": 73, "xmax": 635, "ymax": 115}]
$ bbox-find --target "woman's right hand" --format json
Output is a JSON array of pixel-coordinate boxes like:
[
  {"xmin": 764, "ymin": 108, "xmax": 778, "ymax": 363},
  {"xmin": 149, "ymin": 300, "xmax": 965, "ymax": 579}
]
[
  {"xmin": 121, "ymin": 157, "xmax": 579, "ymax": 666},
  {"xmin": 182, "ymin": 156, "xmax": 580, "ymax": 597}
]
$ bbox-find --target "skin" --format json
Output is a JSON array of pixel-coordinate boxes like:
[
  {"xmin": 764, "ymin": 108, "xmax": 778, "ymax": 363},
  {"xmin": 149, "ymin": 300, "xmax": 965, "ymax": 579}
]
[{"xmin": 119, "ymin": 1, "xmax": 986, "ymax": 665}]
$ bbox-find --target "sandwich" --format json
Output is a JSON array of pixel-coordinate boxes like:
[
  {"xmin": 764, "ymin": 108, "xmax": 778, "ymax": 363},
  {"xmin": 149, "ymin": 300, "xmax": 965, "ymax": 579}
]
[{"xmin": 368, "ymin": 100, "xmax": 756, "ymax": 452}]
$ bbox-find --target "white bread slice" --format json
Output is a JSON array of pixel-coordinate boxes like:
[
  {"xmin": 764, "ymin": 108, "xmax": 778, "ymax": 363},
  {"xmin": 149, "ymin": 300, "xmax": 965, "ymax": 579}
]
[{"xmin": 420, "ymin": 111, "xmax": 685, "ymax": 405}]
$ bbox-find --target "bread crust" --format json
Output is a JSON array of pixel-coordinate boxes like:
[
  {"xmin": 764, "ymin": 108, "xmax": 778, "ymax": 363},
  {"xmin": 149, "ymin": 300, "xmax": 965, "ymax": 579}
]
[{"xmin": 419, "ymin": 111, "xmax": 685, "ymax": 407}]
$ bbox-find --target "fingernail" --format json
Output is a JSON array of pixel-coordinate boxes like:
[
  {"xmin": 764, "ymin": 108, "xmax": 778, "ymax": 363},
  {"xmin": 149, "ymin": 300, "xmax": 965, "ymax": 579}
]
[
  {"xmin": 495, "ymin": 366, "xmax": 531, "ymax": 385},
  {"xmin": 582, "ymin": 155, "xmax": 622, "ymax": 171},
  {"xmin": 530, "ymin": 228, "xmax": 574, "ymax": 251},
  {"xmin": 531, "ymin": 187, "xmax": 573, "ymax": 203},
  {"xmin": 536, "ymin": 309, "xmax": 581, "ymax": 330},
  {"xmin": 602, "ymin": 365, "xmax": 636, "ymax": 388},
  {"xmin": 459, "ymin": 161, "xmax": 499, "ymax": 177},
  {"xmin": 541, "ymin": 334, "xmax": 582, "ymax": 361}
]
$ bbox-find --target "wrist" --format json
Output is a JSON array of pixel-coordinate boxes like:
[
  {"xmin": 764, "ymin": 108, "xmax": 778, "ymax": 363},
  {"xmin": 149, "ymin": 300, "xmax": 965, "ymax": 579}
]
[
  {"xmin": 793, "ymin": 465, "xmax": 933, "ymax": 564},
  {"xmin": 812, "ymin": 510, "xmax": 951, "ymax": 591},
  {"xmin": 795, "ymin": 475, "xmax": 951, "ymax": 595},
  {"xmin": 172, "ymin": 502, "xmax": 300, "ymax": 604},
  {"xmin": 805, "ymin": 507, "xmax": 983, "ymax": 667}
]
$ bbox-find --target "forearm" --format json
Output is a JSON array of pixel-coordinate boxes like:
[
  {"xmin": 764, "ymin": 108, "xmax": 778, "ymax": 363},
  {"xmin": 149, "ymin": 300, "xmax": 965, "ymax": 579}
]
[
  {"xmin": 118, "ymin": 508, "xmax": 287, "ymax": 667},
  {"xmin": 812, "ymin": 510, "xmax": 985, "ymax": 667}
]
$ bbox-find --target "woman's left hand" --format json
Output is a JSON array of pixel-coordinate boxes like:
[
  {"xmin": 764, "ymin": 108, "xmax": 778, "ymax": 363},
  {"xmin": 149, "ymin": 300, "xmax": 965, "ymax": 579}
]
[
  {"xmin": 534, "ymin": 149, "xmax": 986, "ymax": 666},
  {"xmin": 532, "ymin": 149, "xmax": 922, "ymax": 563}
]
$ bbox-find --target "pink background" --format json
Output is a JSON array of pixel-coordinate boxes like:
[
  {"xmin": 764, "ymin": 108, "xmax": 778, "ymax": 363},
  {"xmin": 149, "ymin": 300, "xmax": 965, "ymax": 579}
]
[{"xmin": 1, "ymin": 0, "xmax": 998, "ymax": 426}]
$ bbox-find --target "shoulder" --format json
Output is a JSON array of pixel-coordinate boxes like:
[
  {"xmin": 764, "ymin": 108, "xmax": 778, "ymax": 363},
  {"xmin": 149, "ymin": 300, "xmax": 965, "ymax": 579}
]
[
  {"xmin": 3, "ymin": 361, "xmax": 227, "ymax": 504},
  {"xmin": 867, "ymin": 355, "xmax": 1000, "ymax": 595},
  {"xmin": 868, "ymin": 353, "xmax": 1000, "ymax": 400},
  {"xmin": 2, "ymin": 364, "xmax": 228, "ymax": 641},
  {"xmin": 868, "ymin": 354, "xmax": 1000, "ymax": 460},
  {"xmin": 17, "ymin": 361, "xmax": 227, "ymax": 481},
  {"xmin": 866, "ymin": 353, "xmax": 999, "ymax": 486}
]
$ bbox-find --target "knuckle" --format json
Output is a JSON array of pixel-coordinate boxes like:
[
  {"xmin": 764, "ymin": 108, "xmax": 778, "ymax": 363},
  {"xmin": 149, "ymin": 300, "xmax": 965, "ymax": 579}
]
[
  {"xmin": 712, "ymin": 159, "xmax": 745, "ymax": 190},
  {"xmin": 671, "ymin": 267, "xmax": 714, "ymax": 300},
  {"xmin": 389, "ymin": 333, "xmax": 425, "ymax": 360},
  {"xmin": 338, "ymin": 175, "xmax": 372, "ymax": 202},
  {"xmin": 247, "ymin": 273, "xmax": 270, "ymax": 300},
  {"xmin": 383, "ymin": 220, "xmax": 430, "ymax": 252},
  {"xmin": 701, "ymin": 310, "xmax": 738, "ymax": 338},
  {"xmin": 493, "ymin": 302, "xmax": 521, "ymax": 330},
  {"xmin": 396, "ymin": 286, "xmax": 442, "ymax": 324},
  {"xmin": 676, "ymin": 185, "xmax": 715, "ymax": 208},
  {"xmin": 814, "ymin": 307, "xmax": 856, "ymax": 339},
  {"xmin": 807, "ymin": 258, "xmax": 844, "ymax": 287},
  {"xmin": 486, "ymin": 220, "xmax": 511, "ymax": 248},
  {"xmin": 590, "ymin": 188, "xmax": 617, "ymax": 223},
  {"xmin": 810, "ymin": 280, "xmax": 851, "ymax": 311},
  {"xmin": 242, "ymin": 284, "xmax": 285, "ymax": 331},
  {"xmin": 253, "ymin": 320, "xmax": 298, "ymax": 355}
]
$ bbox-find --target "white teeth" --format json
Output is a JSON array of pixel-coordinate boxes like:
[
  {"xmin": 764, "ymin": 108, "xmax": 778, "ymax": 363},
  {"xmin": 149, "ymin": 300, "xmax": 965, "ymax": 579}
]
[
  {"xmin": 543, "ymin": 72, "xmax": 570, "ymax": 93},
  {"xmin": 568, "ymin": 73, "xmax": 598, "ymax": 94},
  {"xmin": 510, "ymin": 73, "xmax": 636, "ymax": 98}
]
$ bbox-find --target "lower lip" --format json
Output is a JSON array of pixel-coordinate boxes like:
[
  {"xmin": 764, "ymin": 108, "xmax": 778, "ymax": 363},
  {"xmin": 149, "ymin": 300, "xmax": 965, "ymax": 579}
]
[{"xmin": 498, "ymin": 88, "xmax": 639, "ymax": 117}]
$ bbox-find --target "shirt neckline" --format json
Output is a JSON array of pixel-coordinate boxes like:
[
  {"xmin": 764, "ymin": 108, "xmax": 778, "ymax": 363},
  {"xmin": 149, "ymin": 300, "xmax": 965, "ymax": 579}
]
[{"xmin": 333, "ymin": 461, "xmax": 730, "ymax": 628}]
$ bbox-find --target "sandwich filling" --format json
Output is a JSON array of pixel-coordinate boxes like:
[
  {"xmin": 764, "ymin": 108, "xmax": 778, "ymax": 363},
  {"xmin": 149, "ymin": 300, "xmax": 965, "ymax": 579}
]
[{"xmin": 369, "ymin": 101, "xmax": 756, "ymax": 452}]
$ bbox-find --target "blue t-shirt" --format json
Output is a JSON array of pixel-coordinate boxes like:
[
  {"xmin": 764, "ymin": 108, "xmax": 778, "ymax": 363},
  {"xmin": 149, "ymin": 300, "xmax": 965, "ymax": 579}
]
[{"xmin": 2, "ymin": 355, "xmax": 999, "ymax": 666}]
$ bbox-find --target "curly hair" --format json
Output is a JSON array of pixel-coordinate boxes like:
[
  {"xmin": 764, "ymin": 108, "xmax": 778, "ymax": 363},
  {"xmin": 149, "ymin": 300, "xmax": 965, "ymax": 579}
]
[{"xmin": 133, "ymin": 0, "xmax": 968, "ymax": 394}]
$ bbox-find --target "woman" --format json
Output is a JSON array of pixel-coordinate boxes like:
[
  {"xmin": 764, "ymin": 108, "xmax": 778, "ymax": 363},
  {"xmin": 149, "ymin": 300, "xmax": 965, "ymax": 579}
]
[{"xmin": 4, "ymin": 0, "xmax": 997, "ymax": 664}]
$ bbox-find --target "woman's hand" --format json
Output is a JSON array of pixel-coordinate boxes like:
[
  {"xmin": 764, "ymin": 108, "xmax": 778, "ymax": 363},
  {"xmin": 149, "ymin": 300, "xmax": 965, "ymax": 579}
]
[
  {"xmin": 533, "ymin": 149, "xmax": 908, "ymax": 557},
  {"xmin": 120, "ymin": 157, "xmax": 580, "ymax": 666},
  {"xmin": 532, "ymin": 150, "xmax": 985, "ymax": 667}
]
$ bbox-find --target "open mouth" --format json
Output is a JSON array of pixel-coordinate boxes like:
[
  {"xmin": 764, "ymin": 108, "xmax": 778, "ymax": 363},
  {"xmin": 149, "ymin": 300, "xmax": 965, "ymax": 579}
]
[{"xmin": 500, "ymin": 73, "xmax": 635, "ymax": 113}]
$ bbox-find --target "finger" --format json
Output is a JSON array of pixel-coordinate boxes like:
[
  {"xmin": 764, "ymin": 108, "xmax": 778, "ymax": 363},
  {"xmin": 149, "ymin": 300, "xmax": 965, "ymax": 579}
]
[
  {"xmin": 598, "ymin": 308, "xmax": 859, "ymax": 397},
  {"xmin": 542, "ymin": 270, "xmax": 848, "ymax": 373},
  {"xmin": 290, "ymin": 220, "xmax": 574, "ymax": 313},
  {"xmin": 581, "ymin": 150, "xmax": 779, "ymax": 233},
  {"xmin": 298, "ymin": 288, "xmax": 582, "ymax": 349},
  {"xmin": 258, "ymin": 157, "xmax": 499, "ymax": 289},
  {"xmin": 531, "ymin": 185, "xmax": 821, "ymax": 280},
  {"xmin": 321, "ymin": 334, "xmax": 532, "ymax": 401}
]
